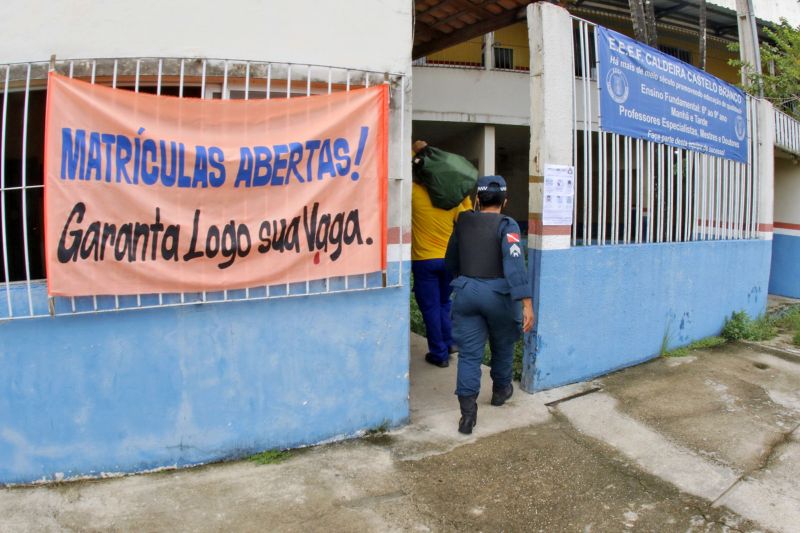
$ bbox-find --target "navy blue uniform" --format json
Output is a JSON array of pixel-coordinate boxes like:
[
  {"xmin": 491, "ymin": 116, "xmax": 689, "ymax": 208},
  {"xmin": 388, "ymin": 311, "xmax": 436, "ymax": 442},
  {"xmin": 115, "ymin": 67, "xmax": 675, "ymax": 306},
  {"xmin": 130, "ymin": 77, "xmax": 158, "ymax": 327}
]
[{"xmin": 445, "ymin": 215, "xmax": 531, "ymax": 397}]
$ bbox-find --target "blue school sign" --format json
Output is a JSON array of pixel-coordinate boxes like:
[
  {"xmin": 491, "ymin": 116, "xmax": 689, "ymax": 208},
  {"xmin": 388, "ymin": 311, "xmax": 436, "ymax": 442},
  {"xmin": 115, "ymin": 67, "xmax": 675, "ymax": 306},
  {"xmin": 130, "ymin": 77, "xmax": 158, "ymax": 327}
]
[{"xmin": 596, "ymin": 26, "xmax": 748, "ymax": 163}]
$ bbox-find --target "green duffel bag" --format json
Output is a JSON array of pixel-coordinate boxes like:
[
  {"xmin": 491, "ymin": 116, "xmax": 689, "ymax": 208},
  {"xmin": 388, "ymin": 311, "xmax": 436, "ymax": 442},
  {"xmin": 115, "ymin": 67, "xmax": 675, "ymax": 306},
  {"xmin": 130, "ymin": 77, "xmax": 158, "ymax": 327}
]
[{"xmin": 412, "ymin": 146, "xmax": 478, "ymax": 210}]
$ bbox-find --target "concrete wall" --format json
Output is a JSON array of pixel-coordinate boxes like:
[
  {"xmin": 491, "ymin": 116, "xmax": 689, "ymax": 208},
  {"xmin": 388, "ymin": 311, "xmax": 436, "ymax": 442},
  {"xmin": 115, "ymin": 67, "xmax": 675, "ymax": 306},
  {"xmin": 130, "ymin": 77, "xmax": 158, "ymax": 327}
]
[
  {"xmin": 0, "ymin": 278, "xmax": 409, "ymax": 484},
  {"xmin": 0, "ymin": 0, "xmax": 412, "ymax": 75},
  {"xmin": 769, "ymin": 156, "xmax": 800, "ymax": 297},
  {"xmin": 411, "ymin": 67, "xmax": 530, "ymax": 126},
  {"xmin": 525, "ymin": 239, "xmax": 772, "ymax": 391},
  {"xmin": 0, "ymin": 0, "xmax": 413, "ymax": 484}
]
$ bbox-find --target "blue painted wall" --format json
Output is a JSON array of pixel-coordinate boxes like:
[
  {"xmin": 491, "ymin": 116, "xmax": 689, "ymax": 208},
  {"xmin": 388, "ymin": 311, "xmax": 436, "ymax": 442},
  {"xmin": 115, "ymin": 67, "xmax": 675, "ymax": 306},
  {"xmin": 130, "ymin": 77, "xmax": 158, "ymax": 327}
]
[
  {"xmin": 523, "ymin": 240, "xmax": 771, "ymax": 392},
  {"xmin": 0, "ymin": 266, "xmax": 410, "ymax": 484},
  {"xmin": 769, "ymin": 234, "xmax": 800, "ymax": 298}
]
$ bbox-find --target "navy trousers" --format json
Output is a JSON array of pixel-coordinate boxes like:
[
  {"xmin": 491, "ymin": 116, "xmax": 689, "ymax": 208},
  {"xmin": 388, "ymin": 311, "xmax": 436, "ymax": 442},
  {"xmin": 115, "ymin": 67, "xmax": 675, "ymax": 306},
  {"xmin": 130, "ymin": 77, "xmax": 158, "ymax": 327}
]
[
  {"xmin": 451, "ymin": 277, "xmax": 522, "ymax": 397},
  {"xmin": 412, "ymin": 259, "xmax": 454, "ymax": 362}
]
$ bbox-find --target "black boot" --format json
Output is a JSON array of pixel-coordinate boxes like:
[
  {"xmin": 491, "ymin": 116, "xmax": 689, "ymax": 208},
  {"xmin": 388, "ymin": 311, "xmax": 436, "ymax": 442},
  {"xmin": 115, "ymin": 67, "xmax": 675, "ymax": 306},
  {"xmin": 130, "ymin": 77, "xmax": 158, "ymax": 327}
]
[
  {"xmin": 457, "ymin": 394, "xmax": 478, "ymax": 434},
  {"xmin": 491, "ymin": 383, "xmax": 514, "ymax": 406}
]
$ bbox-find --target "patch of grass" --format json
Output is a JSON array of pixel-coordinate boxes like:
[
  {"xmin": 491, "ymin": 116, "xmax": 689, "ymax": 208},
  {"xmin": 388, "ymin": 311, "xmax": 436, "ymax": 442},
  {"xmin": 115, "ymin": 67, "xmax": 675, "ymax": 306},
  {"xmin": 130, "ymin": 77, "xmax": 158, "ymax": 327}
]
[
  {"xmin": 661, "ymin": 336, "xmax": 727, "ymax": 358},
  {"xmin": 793, "ymin": 330, "xmax": 800, "ymax": 347},
  {"xmin": 773, "ymin": 305, "xmax": 800, "ymax": 331},
  {"xmin": 721, "ymin": 310, "xmax": 778, "ymax": 342},
  {"xmin": 249, "ymin": 450, "xmax": 291, "ymax": 465}
]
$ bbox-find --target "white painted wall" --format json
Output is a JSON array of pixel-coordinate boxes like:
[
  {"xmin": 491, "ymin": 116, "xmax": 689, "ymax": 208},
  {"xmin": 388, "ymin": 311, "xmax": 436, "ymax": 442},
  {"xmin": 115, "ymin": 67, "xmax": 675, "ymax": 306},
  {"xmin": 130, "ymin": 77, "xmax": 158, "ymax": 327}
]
[
  {"xmin": 412, "ymin": 67, "xmax": 530, "ymax": 126},
  {"xmin": 0, "ymin": 0, "xmax": 412, "ymax": 75},
  {"xmin": 774, "ymin": 156, "xmax": 800, "ymax": 225},
  {"xmin": 711, "ymin": 0, "xmax": 800, "ymax": 26}
]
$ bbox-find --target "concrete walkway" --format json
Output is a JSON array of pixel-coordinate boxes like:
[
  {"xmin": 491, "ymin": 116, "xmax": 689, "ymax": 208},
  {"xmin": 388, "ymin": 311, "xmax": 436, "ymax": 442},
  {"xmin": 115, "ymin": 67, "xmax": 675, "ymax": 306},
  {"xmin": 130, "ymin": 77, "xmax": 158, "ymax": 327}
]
[{"xmin": 2, "ymin": 333, "xmax": 800, "ymax": 532}]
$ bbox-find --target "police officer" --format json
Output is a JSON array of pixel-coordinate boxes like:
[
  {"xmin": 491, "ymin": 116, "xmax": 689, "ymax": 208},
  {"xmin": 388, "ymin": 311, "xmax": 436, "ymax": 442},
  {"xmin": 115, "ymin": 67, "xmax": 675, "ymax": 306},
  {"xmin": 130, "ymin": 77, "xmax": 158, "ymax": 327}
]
[{"xmin": 445, "ymin": 175, "xmax": 534, "ymax": 434}]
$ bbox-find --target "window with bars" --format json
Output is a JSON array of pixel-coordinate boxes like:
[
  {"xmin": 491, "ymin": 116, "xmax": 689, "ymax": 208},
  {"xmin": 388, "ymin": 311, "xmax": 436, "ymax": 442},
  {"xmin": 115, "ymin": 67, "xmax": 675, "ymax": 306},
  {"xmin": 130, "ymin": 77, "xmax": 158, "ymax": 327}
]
[{"xmin": 0, "ymin": 59, "xmax": 405, "ymax": 319}]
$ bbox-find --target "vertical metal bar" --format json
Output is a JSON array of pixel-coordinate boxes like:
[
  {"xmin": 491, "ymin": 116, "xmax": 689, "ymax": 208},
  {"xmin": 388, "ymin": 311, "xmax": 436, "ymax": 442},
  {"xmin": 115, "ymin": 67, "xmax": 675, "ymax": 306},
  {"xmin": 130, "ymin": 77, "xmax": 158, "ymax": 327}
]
[
  {"xmin": 244, "ymin": 63, "xmax": 251, "ymax": 299},
  {"xmin": 69, "ymin": 60, "xmax": 76, "ymax": 313},
  {"xmin": 222, "ymin": 61, "xmax": 229, "ymax": 302},
  {"xmin": 399, "ymin": 75, "xmax": 406, "ymax": 285},
  {"xmin": 244, "ymin": 62, "xmax": 250, "ymax": 100},
  {"xmin": 582, "ymin": 22, "xmax": 592, "ymax": 245},
  {"xmin": 157, "ymin": 59, "xmax": 163, "ymax": 96},
  {"xmin": 201, "ymin": 59, "xmax": 207, "ymax": 100},
  {"xmin": 624, "ymin": 136, "xmax": 631, "ymax": 244},
  {"xmin": 714, "ymin": 158, "xmax": 722, "ymax": 240},
  {"xmin": 700, "ymin": 154, "xmax": 708, "ymax": 240},
  {"xmin": 598, "ymin": 131, "xmax": 606, "ymax": 244},
  {"xmin": 647, "ymin": 142, "xmax": 654, "ymax": 243},
  {"xmin": 69, "ymin": 61, "xmax": 74, "ymax": 79},
  {"xmin": 112, "ymin": 61, "xmax": 121, "ymax": 310},
  {"xmin": 201, "ymin": 60, "xmax": 207, "ymax": 302},
  {"xmin": 179, "ymin": 59, "xmax": 185, "ymax": 305},
  {"xmin": 91, "ymin": 60, "xmax": 96, "ymax": 84},
  {"xmin": 572, "ymin": 35, "xmax": 579, "ymax": 246},
  {"xmin": 666, "ymin": 146, "xmax": 674, "ymax": 242},
  {"xmin": 611, "ymin": 134, "xmax": 619, "ymax": 245},
  {"xmin": 691, "ymin": 152, "xmax": 698, "ymax": 240},
  {"xmin": 287, "ymin": 64, "xmax": 292, "ymax": 99},
  {"xmin": 266, "ymin": 63, "xmax": 272, "ymax": 99},
  {"xmin": 20, "ymin": 64, "xmax": 34, "ymax": 315},
  {"xmin": 751, "ymin": 99, "xmax": 759, "ymax": 237},
  {"xmin": 0, "ymin": 66, "xmax": 11, "ymax": 316},
  {"xmin": 675, "ymin": 148, "xmax": 685, "ymax": 242},
  {"xmin": 179, "ymin": 59, "xmax": 184, "ymax": 98},
  {"xmin": 657, "ymin": 144, "xmax": 664, "ymax": 243}
]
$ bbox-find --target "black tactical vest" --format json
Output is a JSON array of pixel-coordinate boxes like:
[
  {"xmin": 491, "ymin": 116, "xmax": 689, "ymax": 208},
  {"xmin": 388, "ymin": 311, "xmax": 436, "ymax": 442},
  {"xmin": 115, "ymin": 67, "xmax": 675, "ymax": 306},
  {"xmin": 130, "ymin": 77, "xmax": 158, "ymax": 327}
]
[{"xmin": 456, "ymin": 211, "xmax": 504, "ymax": 279}]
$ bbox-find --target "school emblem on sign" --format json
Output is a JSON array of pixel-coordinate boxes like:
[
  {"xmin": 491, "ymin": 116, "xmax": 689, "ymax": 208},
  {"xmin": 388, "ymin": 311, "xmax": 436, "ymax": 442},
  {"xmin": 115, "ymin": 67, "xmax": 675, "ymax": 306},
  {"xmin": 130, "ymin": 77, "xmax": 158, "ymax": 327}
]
[
  {"xmin": 606, "ymin": 67, "xmax": 629, "ymax": 104},
  {"xmin": 735, "ymin": 115, "xmax": 746, "ymax": 141}
]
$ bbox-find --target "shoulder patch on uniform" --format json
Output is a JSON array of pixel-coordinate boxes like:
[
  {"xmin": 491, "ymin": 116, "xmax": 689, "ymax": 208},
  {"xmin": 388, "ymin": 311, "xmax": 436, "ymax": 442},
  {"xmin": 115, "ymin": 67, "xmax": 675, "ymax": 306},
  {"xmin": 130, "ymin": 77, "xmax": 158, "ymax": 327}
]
[{"xmin": 506, "ymin": 233, "xmax": 520, "ymax": 244}]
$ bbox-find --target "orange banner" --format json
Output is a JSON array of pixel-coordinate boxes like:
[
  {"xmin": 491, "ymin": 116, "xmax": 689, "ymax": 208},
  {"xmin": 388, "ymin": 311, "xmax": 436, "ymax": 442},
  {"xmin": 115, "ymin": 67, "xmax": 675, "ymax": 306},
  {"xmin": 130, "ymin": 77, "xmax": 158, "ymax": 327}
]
[{"xmin": 44, "ymin": 73, "xmax": 388, "ymax": 297}]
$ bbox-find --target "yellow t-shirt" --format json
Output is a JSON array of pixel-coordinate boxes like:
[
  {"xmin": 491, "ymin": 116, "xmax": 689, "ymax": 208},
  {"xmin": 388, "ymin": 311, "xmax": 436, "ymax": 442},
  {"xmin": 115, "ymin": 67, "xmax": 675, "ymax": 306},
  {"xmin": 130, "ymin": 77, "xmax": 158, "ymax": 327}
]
[{"xmin": 411, "ymin": 182, "xmax": 472, "ymax": 261}]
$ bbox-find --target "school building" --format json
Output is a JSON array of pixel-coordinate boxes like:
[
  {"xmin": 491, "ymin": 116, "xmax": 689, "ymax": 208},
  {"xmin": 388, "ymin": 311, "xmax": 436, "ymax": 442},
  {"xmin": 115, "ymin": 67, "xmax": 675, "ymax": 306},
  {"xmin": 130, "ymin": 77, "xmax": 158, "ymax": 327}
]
[{"xmin": 1, "ymin": 0, "xmax": 799, "ymax": 484}]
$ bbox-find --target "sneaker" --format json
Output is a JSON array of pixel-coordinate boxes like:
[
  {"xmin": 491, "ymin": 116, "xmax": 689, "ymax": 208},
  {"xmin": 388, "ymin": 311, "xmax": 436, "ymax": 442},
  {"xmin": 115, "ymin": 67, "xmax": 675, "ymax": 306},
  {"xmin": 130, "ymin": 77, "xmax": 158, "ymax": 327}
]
[
  {"xmin": 425, "ymin": 352, "xmax": 449, "ymax": 368},
  {"xmin": 490, "ymin": 383, "xmax": 514, "ymax": 406}
]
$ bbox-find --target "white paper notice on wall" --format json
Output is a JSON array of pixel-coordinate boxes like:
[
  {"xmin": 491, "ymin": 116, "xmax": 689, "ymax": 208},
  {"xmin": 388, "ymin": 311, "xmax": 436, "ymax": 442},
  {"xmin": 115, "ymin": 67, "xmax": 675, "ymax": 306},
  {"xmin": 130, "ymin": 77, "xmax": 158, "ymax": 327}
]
[{"xmin": 542, "ymin": 164, "xmax": 575, "ymax": 226}]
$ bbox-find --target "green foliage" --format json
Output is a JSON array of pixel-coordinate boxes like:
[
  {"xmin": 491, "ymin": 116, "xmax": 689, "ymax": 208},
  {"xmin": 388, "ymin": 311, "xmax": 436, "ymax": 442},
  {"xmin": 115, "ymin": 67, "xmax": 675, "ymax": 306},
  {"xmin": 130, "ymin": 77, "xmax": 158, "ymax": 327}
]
[
  {"xmin": 721, "ymin": 311, "xmax": 777, "ymax": 341},
  {"xmin": 662, "ymin": 336, "xmax": 727, "ymax": 358},
  {"xmin": 793, "ymin": 329, "xmax": 800, "ymax": 347},
  {"xmin": 409, "ymin": 286, "xmax": 426, "ymax": 337},
  {"xmin": 729, "ymin": 18, "xmax": 800, "ymax": 117},
  {"xmin": 482, "ymin": 339, "xmax": 524, "ymax": 381},
  {"xmin": 249, "ymin": 450, "xmax": 291, "ymax": 465}
]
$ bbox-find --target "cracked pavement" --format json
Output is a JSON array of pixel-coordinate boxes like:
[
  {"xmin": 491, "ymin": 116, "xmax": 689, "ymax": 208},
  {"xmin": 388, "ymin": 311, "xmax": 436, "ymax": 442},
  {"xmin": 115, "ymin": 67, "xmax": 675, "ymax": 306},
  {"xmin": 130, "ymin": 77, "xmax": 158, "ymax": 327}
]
[{"xmin": 1, "ymin": 334, "xmax": 799, "ymax": 532}]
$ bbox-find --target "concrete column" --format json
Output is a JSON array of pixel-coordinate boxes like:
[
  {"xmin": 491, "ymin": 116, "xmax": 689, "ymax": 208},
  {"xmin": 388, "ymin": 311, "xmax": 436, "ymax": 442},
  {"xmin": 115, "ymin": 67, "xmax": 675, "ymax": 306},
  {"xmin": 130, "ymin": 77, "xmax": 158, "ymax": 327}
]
[
  {"xmin": 478, "ymin": 124, "xmax": 495, "ymax": 176},
  {"xmin": 527, "ymin": 2, "xmax": 574, "ymax": 252},
  {"xmin": 483, "ymin": 32, "xmax": 494, "ymax": 70},
  {"xmin": 756, "ymin": 99, "xmax": 775, "ymax": 239}
]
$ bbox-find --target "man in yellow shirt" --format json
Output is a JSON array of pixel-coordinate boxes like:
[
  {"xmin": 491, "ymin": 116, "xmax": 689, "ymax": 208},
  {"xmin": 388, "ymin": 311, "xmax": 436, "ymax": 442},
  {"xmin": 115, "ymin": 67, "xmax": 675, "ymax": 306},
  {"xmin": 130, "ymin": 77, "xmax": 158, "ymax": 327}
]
[{"xmin": 412, "ymin": 141, "xmax": 472, "ymax": 367}]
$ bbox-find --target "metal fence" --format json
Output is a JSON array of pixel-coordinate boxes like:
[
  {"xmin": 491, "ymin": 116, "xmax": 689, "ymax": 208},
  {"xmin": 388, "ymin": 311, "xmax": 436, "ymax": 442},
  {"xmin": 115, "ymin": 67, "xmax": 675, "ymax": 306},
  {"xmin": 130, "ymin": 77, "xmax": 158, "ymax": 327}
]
[
  {"xmin": 571, "ymin": 18, "xmax": 759, "ymax": 246},
  {"xmin": 775, "ymin": 107, "xmax": 800, "ymax": 157},
  {"xmin": 0, "ymin": 57, "xmax": 407, "ymax": 320}
]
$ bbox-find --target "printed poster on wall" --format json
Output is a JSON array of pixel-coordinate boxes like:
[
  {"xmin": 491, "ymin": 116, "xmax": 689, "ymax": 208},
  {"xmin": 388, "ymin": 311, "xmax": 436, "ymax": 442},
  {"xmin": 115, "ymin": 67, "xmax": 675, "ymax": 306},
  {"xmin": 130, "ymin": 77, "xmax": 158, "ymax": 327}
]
[
  {"xmin": 44, "ymin": 73, "xmax": 388, "ymax": 297},
  {"xmin": 542, "ymin": 164, "xmax": 574, "ymax": 226},
  {"xmin": 596, "ymin": 26, "xmax": 748, "ymax": 163}
]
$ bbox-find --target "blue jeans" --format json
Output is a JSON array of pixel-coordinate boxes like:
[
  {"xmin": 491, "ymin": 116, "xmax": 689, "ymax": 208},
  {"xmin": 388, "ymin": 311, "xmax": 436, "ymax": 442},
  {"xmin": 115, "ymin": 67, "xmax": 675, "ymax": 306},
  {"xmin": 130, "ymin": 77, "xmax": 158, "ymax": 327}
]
[
  {"xmin": 451, "ymin": 277, "xmax": 522, "ymax": 397},
  {"xmin": 412, "ymin": 259, "xmax": 454, "ymax": 361}
]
